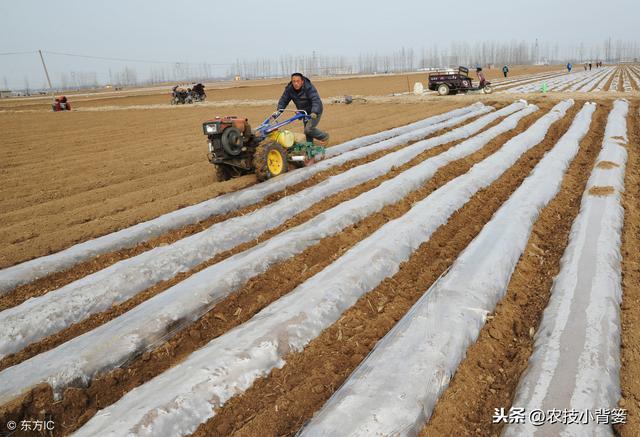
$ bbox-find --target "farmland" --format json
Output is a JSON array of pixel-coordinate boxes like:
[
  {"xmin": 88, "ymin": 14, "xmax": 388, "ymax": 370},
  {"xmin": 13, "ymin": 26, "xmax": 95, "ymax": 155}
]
[{"xmin": 0, "ymin": 64, "xmax": 639, "ymax": 436}]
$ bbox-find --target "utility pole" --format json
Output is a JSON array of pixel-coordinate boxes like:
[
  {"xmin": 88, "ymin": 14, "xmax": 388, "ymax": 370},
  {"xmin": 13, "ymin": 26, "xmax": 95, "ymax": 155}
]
[{"xmin": 38, "ymin": 49, "xmax": 53, "ymax": 94}]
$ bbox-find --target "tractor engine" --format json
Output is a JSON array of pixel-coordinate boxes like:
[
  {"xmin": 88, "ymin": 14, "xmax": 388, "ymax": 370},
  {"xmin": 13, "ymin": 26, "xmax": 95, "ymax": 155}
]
[{"xmin": 203, "ymin": 116, "xmax": 258, "ymax": 178}]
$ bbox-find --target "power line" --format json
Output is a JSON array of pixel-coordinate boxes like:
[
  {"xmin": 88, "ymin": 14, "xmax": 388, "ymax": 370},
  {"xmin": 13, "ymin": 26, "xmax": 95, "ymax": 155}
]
[
  {"xmin": 0, "ymin": 50, "xmax": 37, "ymax": 56},
  {"xmin": 42, "ymin": 50, "xmax": 231, "ymax": 66}
]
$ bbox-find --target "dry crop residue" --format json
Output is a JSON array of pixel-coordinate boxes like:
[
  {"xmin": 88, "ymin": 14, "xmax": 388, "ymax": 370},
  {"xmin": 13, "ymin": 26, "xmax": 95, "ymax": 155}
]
[{"xmin": 588, "ymin": 185, "xmax": 615, "ymax": 196}]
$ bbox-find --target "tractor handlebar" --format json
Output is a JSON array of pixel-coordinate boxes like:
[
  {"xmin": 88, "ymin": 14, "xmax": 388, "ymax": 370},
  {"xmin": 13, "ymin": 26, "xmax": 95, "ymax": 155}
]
[{"xmin": 256, "ymin": 110, "xmax": 311, "ymax": 137}]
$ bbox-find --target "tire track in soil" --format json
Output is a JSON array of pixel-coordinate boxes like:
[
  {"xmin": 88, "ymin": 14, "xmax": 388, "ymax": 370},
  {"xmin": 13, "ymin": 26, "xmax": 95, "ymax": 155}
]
[
  {"xmin": 420, "ymin": 102, "xmax": 610, "ymax": 437},
  {"xmin": 0, "ymin": 105, "xmax": 518, "ymax": 370},
  {"xmin": 186, "ymin": 103, "xmax": 581, "ymax": 437},
  {"xmin": 617, "ymin": 102, "xmax": 640, "ymax": 437},
  {"xmin": 0, "ymin": 103, "xmax": 534, "ymax": 434},
  {"xmin": 0, "ymin": 106, "xmax": 502, "ymax": 311}
]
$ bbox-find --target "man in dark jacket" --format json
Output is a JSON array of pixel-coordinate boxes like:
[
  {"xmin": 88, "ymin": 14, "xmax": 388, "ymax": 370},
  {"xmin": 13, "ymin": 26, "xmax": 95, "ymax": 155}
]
[{"xmin": 275, "ymin": 73, "xmax": 329, "ymax": 145}]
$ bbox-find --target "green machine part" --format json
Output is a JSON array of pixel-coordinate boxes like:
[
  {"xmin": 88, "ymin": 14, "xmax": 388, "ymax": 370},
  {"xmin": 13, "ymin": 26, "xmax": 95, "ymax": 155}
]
[{"xmin": 288, "ymin": 141, "xmax": 326, "ymax": 161}]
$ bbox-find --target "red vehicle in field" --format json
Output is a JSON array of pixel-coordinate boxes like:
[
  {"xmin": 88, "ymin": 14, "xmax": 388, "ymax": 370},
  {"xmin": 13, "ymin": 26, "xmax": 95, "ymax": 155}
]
[
  {"xmin": 52, "ymin": 96, "xmax": 71, "ymax": 111},
  {"xmin": 428, "ymin": 66, "xmax": 493, "ymax": 96}
]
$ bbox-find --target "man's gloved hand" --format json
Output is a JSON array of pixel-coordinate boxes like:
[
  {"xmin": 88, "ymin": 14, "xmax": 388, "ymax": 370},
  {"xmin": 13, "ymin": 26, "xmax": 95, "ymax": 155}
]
[
  {"xmin": 310, "ymin": 112, "xmax": 318, "ymax": 119},
  {"xmin": 272, "ymin": 109, "xmax": 283, "ymax": 119}
]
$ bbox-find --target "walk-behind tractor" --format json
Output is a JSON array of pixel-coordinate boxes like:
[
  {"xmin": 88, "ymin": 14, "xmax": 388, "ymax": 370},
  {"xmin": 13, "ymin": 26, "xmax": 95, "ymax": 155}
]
[{"xmin": 202, "ymin": 110, "xmax": 326, "ymax": 182}]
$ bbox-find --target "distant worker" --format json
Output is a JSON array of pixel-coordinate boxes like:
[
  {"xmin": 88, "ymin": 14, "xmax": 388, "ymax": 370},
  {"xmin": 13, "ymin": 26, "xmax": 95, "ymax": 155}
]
[
  {"xmin": 567, "ymin": 62, "xmax": 573, "ymax": 73},
  {"xmin": 589, "ymin": 62, "xmax": 592, "ymax": 70},
  {"xmin": 502, "ymin": 65, "xmax": 509, "ymax": 78},
  {"xmin": 192, "ymin": 83, "xmax": 205, "ymax": 98},
  {"xmin": 476, "ymin": 67, "xmax": 487, "ymax": 88},
  {"xmin": 584, "ymin": 63, "xmax": 588, "ymax": 71},
  {"xmin": 275, "ymin": 73, "xmax": 329, "ymax": 145}
]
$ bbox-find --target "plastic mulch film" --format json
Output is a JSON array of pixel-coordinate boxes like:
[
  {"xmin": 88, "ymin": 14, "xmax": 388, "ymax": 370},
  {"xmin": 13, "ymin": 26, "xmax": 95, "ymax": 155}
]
[
  {"xmin": 299, "ymin": 102, "xmax": 595, "ymax": 437},
  {"xmin": 69, "ymin": 101, "xmax": 573, "ymax": 437},
  {"xmin": 0, "ymin": 103, "xmax": 514, "ymax": 360},
  {"xmin": 503, "ymin": 99, "xmax": 628, "ymax": 437},
  {"xmin": 0, "ymin": 103, "xmax": 527, "ymax": 405}
]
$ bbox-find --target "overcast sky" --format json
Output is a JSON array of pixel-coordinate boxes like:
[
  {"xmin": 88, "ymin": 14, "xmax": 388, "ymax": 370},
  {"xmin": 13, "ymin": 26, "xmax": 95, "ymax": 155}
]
[{"xmin": 1, "ymin": 0, "xmax": 638, "ymax": 88}]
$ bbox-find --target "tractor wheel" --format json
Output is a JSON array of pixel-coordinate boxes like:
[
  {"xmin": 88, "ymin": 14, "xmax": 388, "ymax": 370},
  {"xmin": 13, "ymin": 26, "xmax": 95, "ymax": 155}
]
[
  {"xmin": 254, "ymin": 142, "xmax": 288, "ymax": 182},
  {"xmin": 214, "ymin": 164, "xmax": 234, "ymax": 182},
  {"xmin": 483, "ymin": 85, "xmax": 494, "ymax": 94},
  {"xmin": 437, "ymin": 84, "xmax": 450, "ymax": 96}
]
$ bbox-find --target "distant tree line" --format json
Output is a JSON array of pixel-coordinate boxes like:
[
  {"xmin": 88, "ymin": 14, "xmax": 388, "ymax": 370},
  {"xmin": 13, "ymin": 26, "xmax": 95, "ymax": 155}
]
[
  {"xmin": 5, "ymin": 38, "xmax": 640, "ymax": 92},
  {"xmin": 222, "ymin": 38, "xmax": 640, "ymax": 80}
]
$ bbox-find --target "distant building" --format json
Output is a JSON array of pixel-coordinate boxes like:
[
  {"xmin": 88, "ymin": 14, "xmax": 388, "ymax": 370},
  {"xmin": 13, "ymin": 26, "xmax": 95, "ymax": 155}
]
[{"xmin": 0, "ymin": 90, "xmax": 11, "ymax": 98}]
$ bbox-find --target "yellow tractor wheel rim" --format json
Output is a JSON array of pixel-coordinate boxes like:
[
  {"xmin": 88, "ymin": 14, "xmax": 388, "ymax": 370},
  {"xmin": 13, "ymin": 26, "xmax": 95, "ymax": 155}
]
[{"xmin": 267, "ymin": 149, "xmax": 284, "ymax": 175}]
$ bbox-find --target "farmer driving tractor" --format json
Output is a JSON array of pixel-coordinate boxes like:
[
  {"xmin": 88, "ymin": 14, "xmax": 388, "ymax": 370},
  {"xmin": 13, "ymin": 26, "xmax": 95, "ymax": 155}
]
[{"xmin": 274, "ymin": 73, "xmax": 330, "ymax": 146}]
